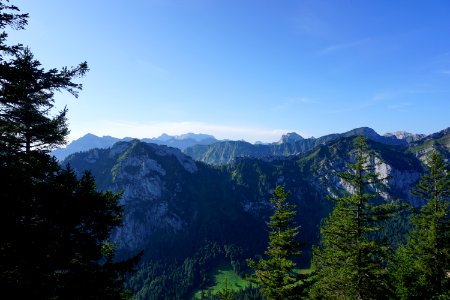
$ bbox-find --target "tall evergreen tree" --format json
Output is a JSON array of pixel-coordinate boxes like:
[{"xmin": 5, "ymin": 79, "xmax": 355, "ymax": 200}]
[
  {"xmin": 310, "ymin": 136, "xmax": 397, "ymax": 299},
  {"xmin": 0, "ymin": 1, "xmax": 140, "ymax": 298},
  {"xmin": 392, "ymin": 151, "xmax": 449, "ymax": 299},
  {"xmin": 247, "ymin": 186, "xmax": 308, "ymax": 299},
  {"xmin": 0, "ymin": 46, "xmax": 88, "ymax": 153}
]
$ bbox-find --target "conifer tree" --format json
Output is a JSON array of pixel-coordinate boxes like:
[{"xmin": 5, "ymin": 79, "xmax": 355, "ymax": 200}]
[
  {"xmin": 218, "ymin": 278, "xmax": 234, "ymax": 300},
  {"xmin": 0, "ymin": 46, "xmax": 88, "ymax": 153},
  {"xmin": 247, "ymin": 186, "xmax": 307, "ymax": 299},
  {"xmin": 392, "ymin": 151, "xmax": 449, "ymax": 299},
  {"xmin": 0, "ymin": 1, "xmax": 140, "ymax": 298},
  {"xmin": 310, "ymin": 136, "xmax": 397, "ymax": 299}
]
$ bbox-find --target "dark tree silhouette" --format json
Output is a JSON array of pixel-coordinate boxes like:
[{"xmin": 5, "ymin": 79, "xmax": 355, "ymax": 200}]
[{"xmin": 0, "ymin": 1, "xmax": 140, "ymax": 299}]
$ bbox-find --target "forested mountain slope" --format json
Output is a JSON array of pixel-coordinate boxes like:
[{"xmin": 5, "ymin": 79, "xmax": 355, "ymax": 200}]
[{"xmin": 61, "ymin": 130, "xmax": 446, "ymax": 299}]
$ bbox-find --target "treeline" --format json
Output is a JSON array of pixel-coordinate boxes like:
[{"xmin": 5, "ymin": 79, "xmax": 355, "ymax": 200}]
[
  {"xmin": 244, "ymin": 137, "xmax": 449, "ymax": 300},
  {"xmin": 128, "ymin": 242, "xmax": 247, "ymax": 299},
  {"xmin": 123, "ymin": 239, "xmax": 268, "ymax": 300}
]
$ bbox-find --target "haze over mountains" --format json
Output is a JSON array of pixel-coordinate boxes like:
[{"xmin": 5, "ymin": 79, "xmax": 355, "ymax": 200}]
[
  {"xmin": 53, "ymin": 127, "xmax": 437, "ymax": 162},
  {"xmin": 52, "ymin": 132, "xmax": 219, "ymax": 160}
]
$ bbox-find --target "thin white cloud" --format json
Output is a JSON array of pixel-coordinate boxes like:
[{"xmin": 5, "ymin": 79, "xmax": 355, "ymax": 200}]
[
  {"xmin": 372, "ymin": 92, "xmax": 396, "ymax": 101},
  {"xmin": 328, "ymin": 100, "xmax": 373, "ymax": 114},
  {"xmin": 438, "ymin": 69, "xmax": 450, "ymax": 75},
  {"xmin": 320, "ymin": 38, "xmax": 372, "ymax": 55},
  {"xmin": 331, "ymin": 90, "xmax": 418, "ymax": 114},
  {"xmin": 69, "ymin": 120, "xmax": 310, "ymax": 144},
  {"xmin": 274, "ymin": 97, "xmax": 318, "ymax": 111},
  {"xmin": 372, "ymin": 89, "xmax": 424, "ymax": 102},
  {"xmin": 387, "ymin": 102, "xmax": 412, "ymax": 112}
]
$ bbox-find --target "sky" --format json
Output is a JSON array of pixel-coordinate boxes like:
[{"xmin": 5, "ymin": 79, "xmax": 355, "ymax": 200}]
[{"xmin": 6, "ymin": 0, "xmax": 450, "ymax": 143}]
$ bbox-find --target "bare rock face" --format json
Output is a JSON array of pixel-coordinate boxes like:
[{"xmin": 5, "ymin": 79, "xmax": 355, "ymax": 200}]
[
  {"xmin": 107, "ymin": 142, "xmax": 199, "ymax": 252},
  {"xmin": 384, "ymin": 131, "xmax": 425, "ymax": 142},
  {"xmin": 65, "ymin": 140, "xmax": 199, "ymax": 252},
  {"xmin": 278, "ymin": 132, "xmax": 304, "ymax": 144}
]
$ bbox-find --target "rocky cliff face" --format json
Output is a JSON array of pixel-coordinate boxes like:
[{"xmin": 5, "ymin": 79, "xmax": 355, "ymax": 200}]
[
  {"xmin": 278, "ymin": 132, "xmax": 304, "ymax": 144},
  {"xmin": 64, "ymin": 140, "xmax": 263, "ymax": 256},
  {"xmin": 407, "ymin": 127, "xmax": 450, "ymax": 162},
  {"xmin": 384, "ymin": 131, "xmax": 426, "ymax": 142},
  {"xmin": 65, "ymin": 140, "xmax": 201, "ymax": 252},
  {"xmin": 63, "ymin": 130, "xmax": 447, "ymax": 258}
]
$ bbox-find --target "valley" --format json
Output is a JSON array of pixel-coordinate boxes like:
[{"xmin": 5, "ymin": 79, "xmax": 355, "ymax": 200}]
[{"xmin": 62, "ymin": 126, "xmax": 450, "ymax": 299}]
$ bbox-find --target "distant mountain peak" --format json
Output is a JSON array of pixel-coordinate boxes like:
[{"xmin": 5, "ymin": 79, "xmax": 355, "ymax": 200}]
[
  {"xmin": 278, "ymin": 132, "xmax": 304, "ymax": 144},
  {"xmin": 175, "ymin": 133, "xmax": 215, "ymax": 141},
  {"xmin": 348, "ymin": 127, "xmax": 380, "ymax": 137},
  {"xmin": 384, "ymin": 131, "xmax": 426, "ymax": 143},
  {"xmin": 53, "ymin": 132, "xmax": 219, "ymax": 161},
  {"xmin": 156, "ymin": 133, "xmax": 172, "ymax": 142},
  {"xmin": 384, "ymin": 131, "xmax": 422, "ymax": 138}
]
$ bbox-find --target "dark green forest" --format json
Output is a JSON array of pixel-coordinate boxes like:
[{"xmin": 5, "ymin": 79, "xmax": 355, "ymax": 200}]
[{"xmin": 1, "ymin": 1, "xmax": 449, "ymax": 299}]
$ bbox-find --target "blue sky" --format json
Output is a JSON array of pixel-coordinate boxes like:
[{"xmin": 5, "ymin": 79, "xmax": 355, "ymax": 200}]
[{"xmin": 8, "ymin": 0, "xmax": 450, "ymax": 143}]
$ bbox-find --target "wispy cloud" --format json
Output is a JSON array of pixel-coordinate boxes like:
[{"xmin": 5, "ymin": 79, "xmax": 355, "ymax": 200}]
[
  {"xmin": 320, "ymin": 38, "xmax": 372, "ymax": 55},
  {"xmin": 329, "ymin": 89, "xmax": 419, "ymax": 114},
  {"xmin": 69, "ymin": 121, "xmax": 310, "ymax": 144},
  {"xmin": 372, "ymin": 89, "xmax": 424, "ymax": 102},
  {"xmin": 372, "ymin": 92, "xmax": 397, "ymax": 102},
  {"xmin": 274, "ymin": 97, "xmax": 318, "ymax": 111},
  {"xmin": 387, "ymin": 102, "xmax": 412, "ymax": 112},
  {"xmin": 328, "ymin": 100, "xmax": 373, "ymax": 114},
  {"xmin": 438, "ymin": 69, "xmax": 450, "ymax": 75}
]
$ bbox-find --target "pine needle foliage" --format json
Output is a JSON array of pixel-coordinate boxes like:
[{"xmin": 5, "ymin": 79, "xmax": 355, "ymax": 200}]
[
  {"xmin": 218, "ymin": 278, "xmax": 234, "ymax": 300},
  {"xmin": 247, "ymin": 186, "xmax": 308, "ymax": 299},
  {"xmin": 392, "ymin": 151, "xmax": 450, "ymax": 299},
  {"xmin": 310, "ymin": 136, "xmax": 398, "ymax": 299}
]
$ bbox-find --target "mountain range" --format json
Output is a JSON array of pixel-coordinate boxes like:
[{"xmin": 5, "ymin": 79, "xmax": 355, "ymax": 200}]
[
  {"xmin": 184, "ymin": 127, "xmax": 437, "ymax": 165},
  {"xmin": 52, "ymin": 132, "xmax": 218, "ymax": 160},
  {"xmin": 61, "ymin": 126, "xmax": 450, "ymax": 299},
  {"xmin": 53, "ymin": 127, "xmax": 433, "ymax": 162}
]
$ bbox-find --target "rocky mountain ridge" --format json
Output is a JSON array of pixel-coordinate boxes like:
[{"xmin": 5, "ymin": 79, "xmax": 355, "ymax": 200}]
[
  {"xmin": 384, "ymin": 131, "xmax": 426, "ymax": 142},
  {"xmin": 53, "ymin": 127, "xmax": 438, "ymax": 162},
  {"xmin": 61, "ymin": 127, "xmax": 450, "ymax": 258},
  {"xmin": 184, "ymin": 127, "xmax": 444, "ymax": 165}
]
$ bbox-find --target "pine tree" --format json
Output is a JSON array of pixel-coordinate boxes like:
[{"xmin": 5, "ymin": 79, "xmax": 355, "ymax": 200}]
[
  {"xmin": 247, "ymin": 186, "xmax": 308, "ymax": 299},
  {"xmin": 218, "ymin": 278, "xmax": 234, "ymax": 300},
  {"xmin": 310, "ymin": 136, "xmax": 398, "ymax": 299},
  {"xmin": 0, "ymin": 46, "xmax": 88, "ymax": 153},
  {"xmin": 0, "ymin": 1, "xmax": 140, "ymax": 298},
  {"xmin": 392, "ymin": 151, "xmax": 449, "ymax": 299}
]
